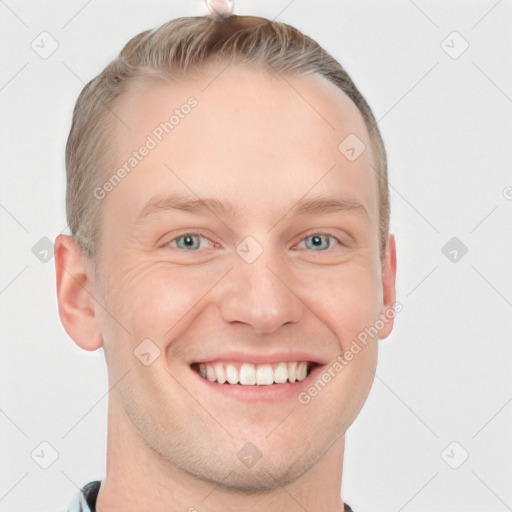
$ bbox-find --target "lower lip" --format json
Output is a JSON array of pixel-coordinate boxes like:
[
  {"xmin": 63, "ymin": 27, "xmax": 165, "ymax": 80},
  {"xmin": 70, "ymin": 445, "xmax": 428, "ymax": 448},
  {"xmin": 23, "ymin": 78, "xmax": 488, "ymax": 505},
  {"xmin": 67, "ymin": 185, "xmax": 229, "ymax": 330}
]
[{"xmin": 189, "ymin": 363, "xmax": 325, "ymax": 403}]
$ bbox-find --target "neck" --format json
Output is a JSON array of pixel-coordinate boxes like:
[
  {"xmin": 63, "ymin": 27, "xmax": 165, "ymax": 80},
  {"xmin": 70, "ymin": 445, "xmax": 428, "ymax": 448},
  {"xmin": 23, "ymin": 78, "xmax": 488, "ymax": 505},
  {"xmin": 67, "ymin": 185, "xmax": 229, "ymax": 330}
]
[{"xmin": 96, "ymin": 394, "xmax": 347, "ymax": 512}]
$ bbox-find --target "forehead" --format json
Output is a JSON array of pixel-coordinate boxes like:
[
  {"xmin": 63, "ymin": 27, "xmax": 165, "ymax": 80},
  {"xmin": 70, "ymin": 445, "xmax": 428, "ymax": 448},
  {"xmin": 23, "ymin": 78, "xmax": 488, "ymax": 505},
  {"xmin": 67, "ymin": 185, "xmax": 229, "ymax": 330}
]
[{"xmin": 105, "ymin": 63, "xmax": 378, "ymax": 227}]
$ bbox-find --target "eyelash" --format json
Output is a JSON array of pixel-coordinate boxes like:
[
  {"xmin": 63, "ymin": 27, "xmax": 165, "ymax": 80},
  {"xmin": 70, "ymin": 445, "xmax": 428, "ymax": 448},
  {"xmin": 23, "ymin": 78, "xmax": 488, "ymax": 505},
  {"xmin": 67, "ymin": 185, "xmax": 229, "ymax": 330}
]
[{"xmin": 163, "ymin": 231, "xmax": 345, "ymax": 252}]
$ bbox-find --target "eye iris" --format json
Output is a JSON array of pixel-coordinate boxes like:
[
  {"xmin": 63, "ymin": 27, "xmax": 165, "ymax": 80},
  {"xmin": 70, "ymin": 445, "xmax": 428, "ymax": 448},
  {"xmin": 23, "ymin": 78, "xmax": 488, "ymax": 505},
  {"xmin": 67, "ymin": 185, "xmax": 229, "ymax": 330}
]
[
  {"xmin": 177, "ymin": 234, "xmax": 200, "ymax": 250},
  {"xmin": 306, "ymin": 234, "xmax": 330, "ymax": 251}
]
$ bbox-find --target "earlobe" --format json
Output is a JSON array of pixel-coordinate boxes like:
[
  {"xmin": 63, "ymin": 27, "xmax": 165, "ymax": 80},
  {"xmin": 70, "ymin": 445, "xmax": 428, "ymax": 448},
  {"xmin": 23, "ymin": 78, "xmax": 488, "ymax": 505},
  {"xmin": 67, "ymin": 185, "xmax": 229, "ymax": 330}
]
[
  {"xmin": 54, "ymin": 234, "xmax": 103, "ymax": 351},
  {"xmin": 378, "ymin": 234, "xmax": 397, "ymax": 340}
]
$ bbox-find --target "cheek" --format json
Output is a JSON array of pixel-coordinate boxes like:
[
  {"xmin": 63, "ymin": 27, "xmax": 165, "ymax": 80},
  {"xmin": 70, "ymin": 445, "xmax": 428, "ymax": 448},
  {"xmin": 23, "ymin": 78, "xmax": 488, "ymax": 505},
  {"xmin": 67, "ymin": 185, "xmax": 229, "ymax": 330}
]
[
  {"xmin": 98, "ymin": 248, "xmax": 382, "ymax": 351},
  {"xmin": 298, "ymin": 262, "xmax": 381, "ymax": 350},
  {"xmin": 113, "ymin": 262, "xmax": 214, "ymax": 340}
]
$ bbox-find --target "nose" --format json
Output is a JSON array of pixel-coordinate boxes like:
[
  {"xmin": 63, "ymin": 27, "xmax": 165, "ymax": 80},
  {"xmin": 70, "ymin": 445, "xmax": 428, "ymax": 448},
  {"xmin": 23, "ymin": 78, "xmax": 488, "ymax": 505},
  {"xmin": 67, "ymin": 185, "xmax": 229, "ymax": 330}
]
[{"xmin": 218, "ymin": 249, "xmax": 304, "ymax": 334}]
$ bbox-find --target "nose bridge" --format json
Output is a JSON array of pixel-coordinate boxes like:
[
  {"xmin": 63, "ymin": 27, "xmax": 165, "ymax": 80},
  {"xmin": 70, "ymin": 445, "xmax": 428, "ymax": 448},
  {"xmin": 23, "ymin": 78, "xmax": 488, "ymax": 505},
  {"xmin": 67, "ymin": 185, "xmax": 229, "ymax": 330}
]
[{"xmin": 218, "ymin": 244, "xmax": 304, "ymax": 333}]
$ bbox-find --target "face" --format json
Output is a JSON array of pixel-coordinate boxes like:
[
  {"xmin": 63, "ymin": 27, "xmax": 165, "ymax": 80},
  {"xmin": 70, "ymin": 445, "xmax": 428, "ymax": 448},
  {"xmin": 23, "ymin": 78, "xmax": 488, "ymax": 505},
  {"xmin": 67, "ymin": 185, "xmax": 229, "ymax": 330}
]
[{"xmin": 88, "ymin": 63, "xmax": 395, "ymax": 490}]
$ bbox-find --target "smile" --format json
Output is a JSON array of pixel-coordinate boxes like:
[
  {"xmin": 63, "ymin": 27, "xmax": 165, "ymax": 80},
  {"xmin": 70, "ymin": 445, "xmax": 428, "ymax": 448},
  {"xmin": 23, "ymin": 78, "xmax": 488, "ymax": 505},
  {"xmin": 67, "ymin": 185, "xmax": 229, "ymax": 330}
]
[{"xmin": 191, "ymin": 361, "xmax": 317, "ymax": 386}]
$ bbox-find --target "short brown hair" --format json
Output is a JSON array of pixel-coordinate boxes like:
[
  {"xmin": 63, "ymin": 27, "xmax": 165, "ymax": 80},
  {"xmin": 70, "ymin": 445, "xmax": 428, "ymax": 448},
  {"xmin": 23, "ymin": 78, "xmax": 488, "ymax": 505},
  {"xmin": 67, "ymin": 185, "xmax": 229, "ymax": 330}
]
[{"xmin": 65, "ymin": 14, "xmax": 389, "ymax": 261}]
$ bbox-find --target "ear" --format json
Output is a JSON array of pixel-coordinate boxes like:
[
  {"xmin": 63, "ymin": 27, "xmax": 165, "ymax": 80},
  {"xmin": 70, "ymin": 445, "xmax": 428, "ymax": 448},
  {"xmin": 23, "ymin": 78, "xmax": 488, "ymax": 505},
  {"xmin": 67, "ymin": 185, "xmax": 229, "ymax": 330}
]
[
  {"xmin": 378, "ymin": 234, "xmax": 397, "ymax": 340},
  {"xmin": 54, "ymin": 234, "xmax": 103, "ymax": 351}
]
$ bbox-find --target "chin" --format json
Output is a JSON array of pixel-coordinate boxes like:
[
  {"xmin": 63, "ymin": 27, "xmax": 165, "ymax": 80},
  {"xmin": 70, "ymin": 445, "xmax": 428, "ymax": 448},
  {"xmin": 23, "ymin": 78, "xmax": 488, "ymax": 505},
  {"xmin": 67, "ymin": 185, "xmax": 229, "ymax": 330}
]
[{"xmin": 194, "ymin": 459, "xmax": 314, "ymax": 494}]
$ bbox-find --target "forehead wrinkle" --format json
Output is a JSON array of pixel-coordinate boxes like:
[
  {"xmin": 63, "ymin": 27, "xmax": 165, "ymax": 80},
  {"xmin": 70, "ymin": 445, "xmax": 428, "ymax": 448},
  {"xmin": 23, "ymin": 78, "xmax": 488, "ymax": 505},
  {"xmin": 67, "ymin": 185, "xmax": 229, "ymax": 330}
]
[{"xmin": 135, "ymin": 192, "xmax": 370, "ymax": 228}]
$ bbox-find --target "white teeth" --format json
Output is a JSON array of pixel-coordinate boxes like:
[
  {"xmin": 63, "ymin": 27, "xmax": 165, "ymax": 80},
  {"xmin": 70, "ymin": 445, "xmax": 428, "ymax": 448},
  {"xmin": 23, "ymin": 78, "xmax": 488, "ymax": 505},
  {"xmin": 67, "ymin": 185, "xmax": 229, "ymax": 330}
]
[
  {"xmin": 206, "ymin": 364, "xmax": 216, "ymax": 382},
  {"xmin": 239, "ymin": 363, "xmax": 256, "ymax": 385},
  {"xmin": 226, "ymin": 364, "xmax": 239, "ymax": 384},
  {"xmin": 214, "ymin": 363, "xmax": 226, "ymax": 384},
  {"xmin": 288, "ymin": 361, "xmax": 297, "ymax": 383},
  {"xmin": 296, "ymin": 361, "xmax": 308, "ymax": 381},
  {"xmin": 256, "ymin": 364, "xmax": 274, "ymax": 385},
  {"xmin": 197, "ymin": 361, "xmax": 312, "ymax": 385},
  {"xmin": 273, "ymin": 362, "xmax": 288, "ymax": 384}
]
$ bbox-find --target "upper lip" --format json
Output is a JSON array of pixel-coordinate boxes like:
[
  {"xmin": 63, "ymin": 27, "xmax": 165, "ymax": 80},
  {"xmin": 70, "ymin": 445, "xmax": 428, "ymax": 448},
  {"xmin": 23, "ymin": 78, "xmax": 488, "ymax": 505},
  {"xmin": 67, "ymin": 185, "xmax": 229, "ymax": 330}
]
[{"xmin": 190, "ymin": 351, "xmax": 327, "ymax": 366}]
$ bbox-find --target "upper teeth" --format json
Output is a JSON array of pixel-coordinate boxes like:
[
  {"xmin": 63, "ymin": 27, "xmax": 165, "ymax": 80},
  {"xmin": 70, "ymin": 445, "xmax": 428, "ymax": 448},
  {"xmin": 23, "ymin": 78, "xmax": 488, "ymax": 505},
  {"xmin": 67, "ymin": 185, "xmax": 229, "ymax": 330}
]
[{"xmin": 198, "ymin": 361, "xmax": 310, "ymax": 386}]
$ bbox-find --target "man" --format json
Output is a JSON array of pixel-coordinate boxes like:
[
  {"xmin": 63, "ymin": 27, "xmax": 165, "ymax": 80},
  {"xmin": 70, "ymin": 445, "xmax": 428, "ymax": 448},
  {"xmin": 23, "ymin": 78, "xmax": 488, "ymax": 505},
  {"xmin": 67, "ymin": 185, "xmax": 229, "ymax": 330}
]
[{"xmin": 56, "ymin": 12, "xmax": 397, "ymax": 512}]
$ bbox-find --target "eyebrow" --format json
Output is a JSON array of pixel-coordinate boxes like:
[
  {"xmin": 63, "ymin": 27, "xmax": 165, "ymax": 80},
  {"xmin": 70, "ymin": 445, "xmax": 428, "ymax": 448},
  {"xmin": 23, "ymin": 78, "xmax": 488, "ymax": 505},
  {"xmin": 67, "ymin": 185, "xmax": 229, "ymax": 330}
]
[{"xmin": 135, "ymin": 193, "xmax": 369, "ymax": 223}]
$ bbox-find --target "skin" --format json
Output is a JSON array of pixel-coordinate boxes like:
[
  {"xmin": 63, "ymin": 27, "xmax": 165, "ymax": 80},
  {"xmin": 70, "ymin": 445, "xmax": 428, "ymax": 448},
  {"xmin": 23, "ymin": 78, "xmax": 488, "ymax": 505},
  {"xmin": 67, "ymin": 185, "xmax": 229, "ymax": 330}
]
[{"xmin": 55, "ymin": 62, "xmax": 397, "ymax": 512}]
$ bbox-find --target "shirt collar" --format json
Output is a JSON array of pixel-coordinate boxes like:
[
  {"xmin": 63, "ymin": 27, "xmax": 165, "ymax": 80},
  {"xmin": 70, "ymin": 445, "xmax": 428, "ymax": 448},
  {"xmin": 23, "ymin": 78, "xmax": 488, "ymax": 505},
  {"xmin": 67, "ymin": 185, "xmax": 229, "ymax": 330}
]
[
  {"xmin": 66, "ymin": 479, "xmax": 354, "ymax": 511},
  {"xmin": 66, "ymin": 480, "xmax": 101, "ymax": 512}
]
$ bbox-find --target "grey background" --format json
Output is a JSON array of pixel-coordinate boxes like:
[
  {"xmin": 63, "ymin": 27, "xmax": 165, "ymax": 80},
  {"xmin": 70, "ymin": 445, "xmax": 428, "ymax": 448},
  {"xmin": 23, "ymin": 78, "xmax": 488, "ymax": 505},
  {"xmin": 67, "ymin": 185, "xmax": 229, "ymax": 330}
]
[{"xmin": 1, "ymin": 0, "xmax": 511, "ymax": 511}]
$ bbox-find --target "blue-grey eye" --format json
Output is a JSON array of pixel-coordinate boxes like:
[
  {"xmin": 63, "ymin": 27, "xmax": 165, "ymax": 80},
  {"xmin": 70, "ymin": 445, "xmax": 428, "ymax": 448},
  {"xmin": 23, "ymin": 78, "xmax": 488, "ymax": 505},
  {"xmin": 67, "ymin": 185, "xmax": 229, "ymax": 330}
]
[
  {"xmin": 304, "ymin": 234, "xmax": 333, "ymax": 251},
  {"xmin": 175, "ymin": 234, "xmax": 201, "ymax": 250}
]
